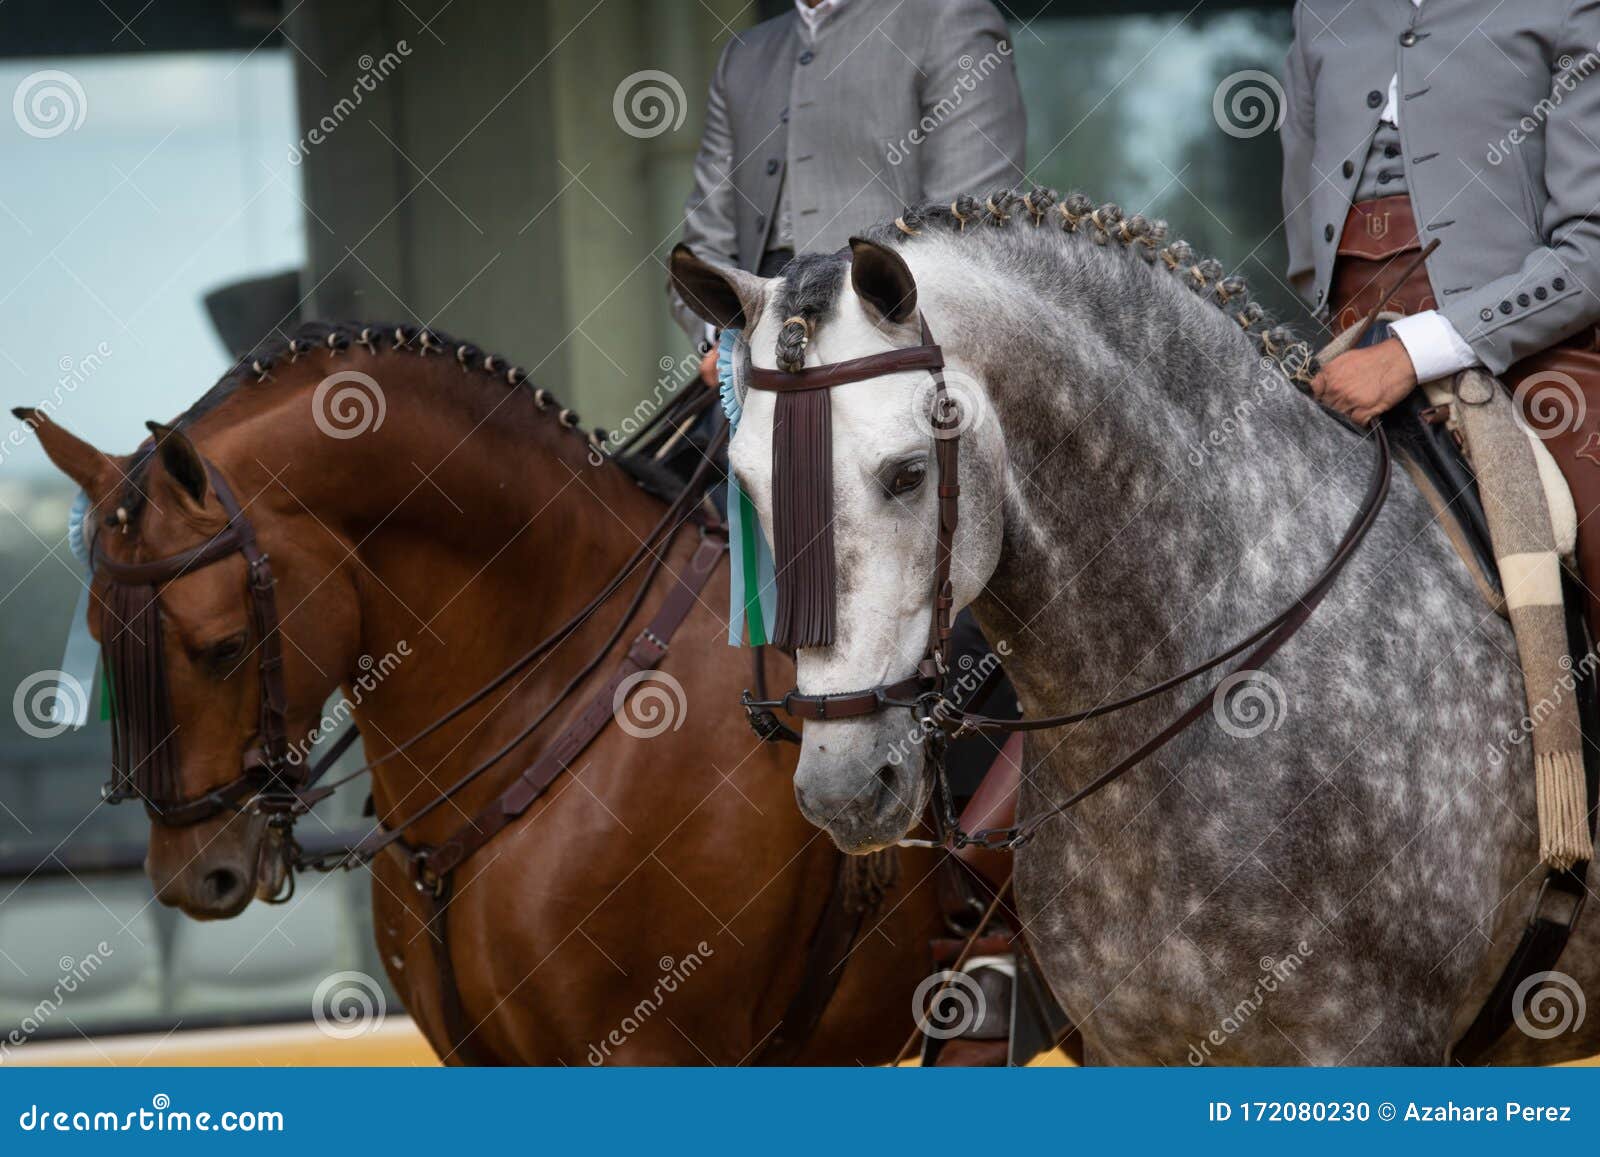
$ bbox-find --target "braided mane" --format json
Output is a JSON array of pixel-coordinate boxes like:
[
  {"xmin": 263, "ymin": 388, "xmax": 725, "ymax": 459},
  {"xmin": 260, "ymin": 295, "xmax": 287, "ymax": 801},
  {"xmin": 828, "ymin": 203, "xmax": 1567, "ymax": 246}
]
[
  {"xmin": 773, "ymin": 188, "xmax": 1319, "ymax": 385},
  {"xmin": 116, "ymin": 320, "xmax": 613, "ymax": 524}
]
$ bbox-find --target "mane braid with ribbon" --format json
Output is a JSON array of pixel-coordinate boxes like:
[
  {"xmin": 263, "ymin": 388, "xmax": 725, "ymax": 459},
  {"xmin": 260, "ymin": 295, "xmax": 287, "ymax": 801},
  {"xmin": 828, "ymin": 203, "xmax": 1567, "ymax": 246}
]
[
  {"xmin": 111, "ymin": 320, "xmax": 616, "ymax": 527},
  {"xmin": 871, "ymin": 188, "xmax": 1319, "ymax": 386}
]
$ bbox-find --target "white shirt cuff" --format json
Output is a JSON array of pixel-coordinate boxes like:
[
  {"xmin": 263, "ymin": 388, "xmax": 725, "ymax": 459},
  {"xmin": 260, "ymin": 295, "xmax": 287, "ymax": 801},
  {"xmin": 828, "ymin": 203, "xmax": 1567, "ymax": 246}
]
[{"xmin": 1390, "ymin": 310, "xmax": 1479, "ymax": 383}]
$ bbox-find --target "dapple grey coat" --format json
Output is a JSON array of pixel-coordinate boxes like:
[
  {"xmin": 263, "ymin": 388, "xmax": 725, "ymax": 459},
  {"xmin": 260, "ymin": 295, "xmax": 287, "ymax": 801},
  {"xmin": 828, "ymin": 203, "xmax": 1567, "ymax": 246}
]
[
  {"xmin": 1281, "ymin": 0, "xmax": 1600, "ymax": 372},
  {"xmin": 670, "ymin": 0, "xmax": 1025, "ymax": 337}
]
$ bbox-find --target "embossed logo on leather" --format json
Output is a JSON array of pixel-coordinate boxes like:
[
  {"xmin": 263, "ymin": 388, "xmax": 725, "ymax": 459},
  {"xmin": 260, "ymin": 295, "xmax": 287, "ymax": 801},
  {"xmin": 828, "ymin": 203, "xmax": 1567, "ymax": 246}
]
[
  {"xmin": 1577, "ymin": 431, "xmax": 1600, "ymax": 467},
  {"xmin": 1367, "ymin": 212, "xmax": 1389, "ymax": 240}
]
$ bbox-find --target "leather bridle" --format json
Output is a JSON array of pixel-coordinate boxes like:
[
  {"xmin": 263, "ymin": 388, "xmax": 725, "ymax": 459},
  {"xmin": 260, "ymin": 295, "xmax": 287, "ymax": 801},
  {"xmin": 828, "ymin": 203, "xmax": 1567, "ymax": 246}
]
[
  {"xmin": 738, "ymin": 313, "xmax": 1394, "ymax": 850},
  {"xmin": 92, "ymin": 458, "xmax": 342, "ymax": 828}
]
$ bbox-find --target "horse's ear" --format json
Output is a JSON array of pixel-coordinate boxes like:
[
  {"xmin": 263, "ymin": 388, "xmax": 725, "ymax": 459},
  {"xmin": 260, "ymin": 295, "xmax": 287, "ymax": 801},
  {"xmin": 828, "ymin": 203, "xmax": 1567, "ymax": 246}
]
[
  {"xmin": 145, "ymin": 421, "xmax": 209, "ymax": 508},
  {"xmin": 848, "ymin": 237, "xmax": 917, "ymax": 324},
  {"xmin": 669, "ymin": 244, "xmax": 766, "ymax": 330},
  {"xmin": 11, "ymin": 407, "xmax": 114, "ymax": 491}
]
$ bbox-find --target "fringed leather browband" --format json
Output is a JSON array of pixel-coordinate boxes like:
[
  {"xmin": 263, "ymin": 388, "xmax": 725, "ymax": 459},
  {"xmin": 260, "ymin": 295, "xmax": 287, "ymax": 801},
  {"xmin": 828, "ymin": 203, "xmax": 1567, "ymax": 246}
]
[
  {"xmin": 92, "ymin": 458, "xmax": 314, "ymax": 826},
  {"xmin": 746, "ymin": 318, "xmax": 945, "ymax": 649}
]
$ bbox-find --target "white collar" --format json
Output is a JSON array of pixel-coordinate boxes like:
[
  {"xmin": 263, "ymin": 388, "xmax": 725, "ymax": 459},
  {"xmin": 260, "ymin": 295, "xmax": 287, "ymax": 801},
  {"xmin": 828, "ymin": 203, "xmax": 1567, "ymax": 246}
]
[{"xmin": 795, "ymin": 0, "xmax": 845, "ymax": 33}]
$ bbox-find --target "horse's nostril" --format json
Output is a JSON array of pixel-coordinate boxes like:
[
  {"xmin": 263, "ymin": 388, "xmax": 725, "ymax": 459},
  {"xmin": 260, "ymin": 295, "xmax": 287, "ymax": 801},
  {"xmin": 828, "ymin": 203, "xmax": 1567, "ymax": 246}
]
[
  {"xmin": 202, "ymin": 867, "xmax": 244, "ymax": 906},
  {"xmin": 876, "ymin": 763, "xmax": 896, "ymax": 788}
]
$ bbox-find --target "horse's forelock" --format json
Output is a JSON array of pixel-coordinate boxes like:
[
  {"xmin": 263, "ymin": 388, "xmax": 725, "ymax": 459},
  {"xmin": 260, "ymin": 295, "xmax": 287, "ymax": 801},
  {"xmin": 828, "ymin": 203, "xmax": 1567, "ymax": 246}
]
[{"xmin": 771, "ymin": 252, "xmax": 850, "ymax": 372}]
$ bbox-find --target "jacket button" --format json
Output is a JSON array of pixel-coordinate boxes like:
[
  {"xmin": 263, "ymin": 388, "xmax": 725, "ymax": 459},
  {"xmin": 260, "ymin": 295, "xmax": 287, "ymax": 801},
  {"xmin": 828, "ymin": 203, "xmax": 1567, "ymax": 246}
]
[
  {"xmin": 1367, "ymin": 89, "xmax": 1384, "ymax": 108},
  {"xmin": 1384, "ymin": 143, "xmax": 1400, "ymax": 158},
  {"xmin": 756, "ymin": 213, "xmax": 766, "ymax": 229},
  {"xmin": 1554, "ymin": 277, "xmax": 1567, "ymax": 291},
  {"xmin": 1499, "ymin": 300, "xmax": 1513, "ymax": 314},
  {"xmin": 1535, "ymin": 286, "xmax": 1548, "ymax": 300},
  {"xmin": 1324, "ymin": 224, "xmax": 1335, "ymax": 242},
  {"xmin": 765, "ymin": 158, "xmax": 780, "ymax": 176},
  {"xmin": 1517, "ymin": 293, "xmax": 1530, "ymax": 307},
  {"xmin": 1342, "ymin": 160, "xmax": 1354, "ymax": 178},
  {"xmin": 1480, "ymin": 308, "xmax": 1495, "ymax": 322},
  {"xmin": 798, "ymin": 49, "xmax": 814, "ymax": 65},
  {"xmin": 1400, "ymin": 30, "xmax": 1417, "ymax": 47}
]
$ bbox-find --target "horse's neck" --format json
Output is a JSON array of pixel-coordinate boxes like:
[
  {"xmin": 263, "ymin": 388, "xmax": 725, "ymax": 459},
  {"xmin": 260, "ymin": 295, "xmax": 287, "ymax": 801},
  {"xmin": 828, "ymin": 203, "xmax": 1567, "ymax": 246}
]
[
  {"xmin": 234, "ymin": 378, "xmax": 661, "ymax": 828},
  {"xmin": 972, "ymin": 306, "xmax": 1360, "ymax": 713}
]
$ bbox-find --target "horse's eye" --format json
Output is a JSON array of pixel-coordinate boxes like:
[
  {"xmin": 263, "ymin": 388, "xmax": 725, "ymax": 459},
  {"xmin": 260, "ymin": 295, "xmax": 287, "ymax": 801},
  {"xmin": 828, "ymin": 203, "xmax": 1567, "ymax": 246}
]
[
  {"xmin": 887, "ymin": 460, "xmax": 927, "ymax": 496},
  {"xmin": 204, "ymin": 632, "xmax": 248, "ymax": 673}
]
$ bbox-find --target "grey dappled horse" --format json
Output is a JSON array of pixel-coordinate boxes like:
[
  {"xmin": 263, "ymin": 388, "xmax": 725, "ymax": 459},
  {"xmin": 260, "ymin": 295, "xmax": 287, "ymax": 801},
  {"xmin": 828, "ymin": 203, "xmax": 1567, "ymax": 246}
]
[{"xmin": 672, "ymin": 191, "xmax": 1599, "ymax": 1065}]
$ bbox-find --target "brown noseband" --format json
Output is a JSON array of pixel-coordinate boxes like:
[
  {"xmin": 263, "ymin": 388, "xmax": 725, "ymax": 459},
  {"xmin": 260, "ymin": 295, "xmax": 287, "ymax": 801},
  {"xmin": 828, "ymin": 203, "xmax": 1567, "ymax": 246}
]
[{"xmin": 93, "ymin": 456, "xmax": 310, "ymax": 827}]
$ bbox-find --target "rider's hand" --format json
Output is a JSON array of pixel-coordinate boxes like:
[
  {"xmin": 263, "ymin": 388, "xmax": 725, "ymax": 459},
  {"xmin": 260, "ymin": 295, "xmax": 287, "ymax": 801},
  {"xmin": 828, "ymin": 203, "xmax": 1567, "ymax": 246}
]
[
  {"xmin": 1311, "ymin": 337, "xmax": 1419, "ymax": 425},
  {"xmin": 700, "ymin": 345, "xmax": 719, "ymax": 388}
]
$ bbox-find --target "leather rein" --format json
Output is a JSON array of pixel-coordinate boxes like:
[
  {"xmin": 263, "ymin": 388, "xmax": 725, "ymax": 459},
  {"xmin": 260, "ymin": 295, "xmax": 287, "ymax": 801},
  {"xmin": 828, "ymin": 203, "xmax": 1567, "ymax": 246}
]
[{"xmin": 739, "ymin": 314, "xmax": 1393, "ymax": 851}]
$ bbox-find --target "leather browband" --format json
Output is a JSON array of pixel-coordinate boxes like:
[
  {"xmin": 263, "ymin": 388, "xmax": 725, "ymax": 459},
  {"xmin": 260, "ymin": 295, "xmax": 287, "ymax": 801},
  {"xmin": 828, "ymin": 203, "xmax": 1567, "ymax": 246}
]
[{"xmin": 748, "ymin": 344, "xmax": 944, "ymax": 393}]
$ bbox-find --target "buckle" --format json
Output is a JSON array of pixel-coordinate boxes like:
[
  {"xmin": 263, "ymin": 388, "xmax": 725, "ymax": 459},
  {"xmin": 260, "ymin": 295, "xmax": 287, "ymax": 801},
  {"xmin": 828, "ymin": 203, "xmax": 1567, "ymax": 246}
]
[
  {"xmin": 1530, "ymin": 871, "xmax": 1587, "ymax": 929},
  {"xmin": 412, "ymin": 852, "xmax": 445, "ymax": 897}
]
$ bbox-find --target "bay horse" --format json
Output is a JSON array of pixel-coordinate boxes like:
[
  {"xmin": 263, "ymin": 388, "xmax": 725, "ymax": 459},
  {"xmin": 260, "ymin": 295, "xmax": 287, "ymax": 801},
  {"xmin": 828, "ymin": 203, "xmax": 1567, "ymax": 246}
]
[
  {"xmin": 672, "ymin": 189, "xmax": 1600, "ymax": 1065},
  {"xmin": 16, "ymin": 324, "xmax": 950, "ymax": 1065}
]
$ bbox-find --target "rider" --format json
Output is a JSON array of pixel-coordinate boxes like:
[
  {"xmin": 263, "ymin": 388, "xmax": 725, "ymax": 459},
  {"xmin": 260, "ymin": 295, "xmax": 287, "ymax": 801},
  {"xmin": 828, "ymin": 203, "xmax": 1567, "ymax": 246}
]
[
  {"xmin": 1281, "ymin": 0, "xmax": 1600, "ymax": 634},
  {"xmin": 667, "ymin": 0, "xmax": 1025, "ymax": 376}
]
